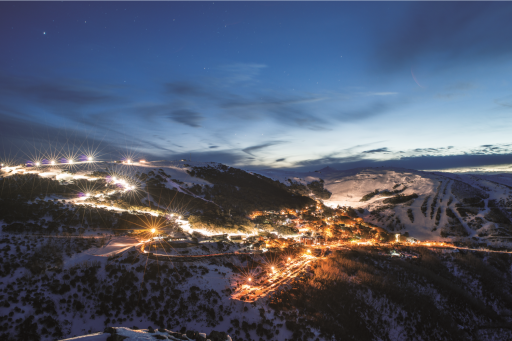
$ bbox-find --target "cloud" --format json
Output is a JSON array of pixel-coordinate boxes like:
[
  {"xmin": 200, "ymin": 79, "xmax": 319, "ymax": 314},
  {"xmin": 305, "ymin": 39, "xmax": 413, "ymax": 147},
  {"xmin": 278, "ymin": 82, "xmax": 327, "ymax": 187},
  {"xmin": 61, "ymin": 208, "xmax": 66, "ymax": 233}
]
[
  {"xmin": 336, "ymin": 99, "xmax": 407, "ymax": 122},
  {"xmin": 291, "ymin": 150, "xmax": 512, "ymax": 173},
  {"xmin": 218, "ymin": 63, "xmax": 267, "ymax": 85},
  {"xmin": 242, "ymin": 141, "xmax": 285, "ymax": 156},
  {"xmin": 168, "ymin": 109, "xmax": 204, "ymax": 128},
  {"xmin": 165, "ymin": 82, "xmax": 206, "ymax": 97},
  {"xmin": 413, "ymin": 148, "xmax": 442, "ymax": 153},
  {"xmin": 222, "ymin": 97, "xmax": 327, "ymax": 110},
  {"xmin": 171, "ymin": 150, "xmax": 250, "ymax": 165},
  {"xmin": 494, "ymin": 95, "xmax": 512, "ymax": 108},
  {"xmin": 165, "ymin": 80, "xmax": 402, "ymax": 131},
  {"xmin": 275, "ymin": 158, "xmax": 285, "ymax": 162},
  {"xmin": 0, "ymin": 74, "xmax": 119, "ymax": 107},
  {"xmin": 288, "ymin": 143, "xmax": 512, "ymax": 172},
  {"xmin": 209, "ymin": 146, "xmax": 219, "ymax": 149},
  {"xmin": 295, "ymin": 155, "xmax": 367, "ymax": 168},
  {"xmin": 372, "ymin": 3, "xmax": 512, "ymax": 73},
  {"xmin": 222, "ymin": 95, "xmax": 331, "ymax": 130},
  {"xmin": 363, "ymin": 147, "xmax": 390, "ymax": 154}
]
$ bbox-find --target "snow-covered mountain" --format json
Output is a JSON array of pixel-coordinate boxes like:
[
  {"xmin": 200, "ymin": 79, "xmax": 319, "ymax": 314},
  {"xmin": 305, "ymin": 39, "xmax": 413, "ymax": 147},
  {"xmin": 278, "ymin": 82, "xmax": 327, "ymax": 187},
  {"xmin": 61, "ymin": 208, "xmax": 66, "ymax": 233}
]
[{"xmin": 256, "ymin": 167, "xmax": 512, "ymax": 243}]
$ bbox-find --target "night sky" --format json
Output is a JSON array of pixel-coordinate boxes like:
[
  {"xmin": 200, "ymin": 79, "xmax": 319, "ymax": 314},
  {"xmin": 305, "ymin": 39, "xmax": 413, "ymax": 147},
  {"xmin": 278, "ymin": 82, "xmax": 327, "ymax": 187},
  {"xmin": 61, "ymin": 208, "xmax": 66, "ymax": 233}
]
[{"xmin": 2, "ymin": 2, "xmax": 512, "ymax": 171}]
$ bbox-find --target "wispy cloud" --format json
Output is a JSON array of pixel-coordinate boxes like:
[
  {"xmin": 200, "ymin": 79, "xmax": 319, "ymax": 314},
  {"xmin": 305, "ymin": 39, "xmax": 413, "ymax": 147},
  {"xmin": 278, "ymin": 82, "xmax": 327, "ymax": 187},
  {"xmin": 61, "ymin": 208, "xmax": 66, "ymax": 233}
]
[
  {"xmin": 363, "ymin": 147, "xmax": 390, "ymax": 154},
  {"xmin": 168, "ymin": 109, "xmax": 204, "ymax": 128},
  {"xmin": 218, "ymin": 63, "xmax": 267, "ymax": 85},
  {"xmin": 242, "ymin": 141, "xmax": 285, "ymax": 156}
]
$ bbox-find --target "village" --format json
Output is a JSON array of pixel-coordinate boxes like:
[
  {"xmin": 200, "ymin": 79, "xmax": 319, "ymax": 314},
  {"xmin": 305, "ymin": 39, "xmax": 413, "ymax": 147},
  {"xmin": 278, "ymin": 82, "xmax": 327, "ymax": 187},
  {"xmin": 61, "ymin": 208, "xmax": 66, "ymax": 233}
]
[{"xmin": 138, "ymin": 201, "xmax": 430, "ymax": 263}]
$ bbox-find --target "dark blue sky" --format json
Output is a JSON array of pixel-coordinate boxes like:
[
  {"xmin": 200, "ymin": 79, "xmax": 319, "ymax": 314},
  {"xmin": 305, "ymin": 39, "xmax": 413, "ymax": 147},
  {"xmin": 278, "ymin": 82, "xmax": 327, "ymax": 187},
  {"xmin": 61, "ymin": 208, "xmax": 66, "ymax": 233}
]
[{"xmin": 2, "ymin": 2, "xmax": 512, "ymax": 171}]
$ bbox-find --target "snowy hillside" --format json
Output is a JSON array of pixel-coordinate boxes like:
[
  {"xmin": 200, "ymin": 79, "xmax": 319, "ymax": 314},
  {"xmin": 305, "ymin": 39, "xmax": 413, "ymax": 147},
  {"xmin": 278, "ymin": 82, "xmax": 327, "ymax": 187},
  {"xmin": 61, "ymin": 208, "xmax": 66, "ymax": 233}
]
[{"xmin": 256, "ymin": 167, "xmax": 512, "ymax": 243}]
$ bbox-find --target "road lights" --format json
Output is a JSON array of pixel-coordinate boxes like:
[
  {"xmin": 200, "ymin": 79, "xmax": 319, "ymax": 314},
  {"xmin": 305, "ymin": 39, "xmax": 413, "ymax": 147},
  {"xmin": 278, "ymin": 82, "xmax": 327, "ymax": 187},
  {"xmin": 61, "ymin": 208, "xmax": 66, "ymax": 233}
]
[
  {"xmin": 50, "ymin": 160, "xmax": 55, "ymax": 165},
  {"xmin": 88, "ymin": 156, "xmax": 93, "ymax": 161}
]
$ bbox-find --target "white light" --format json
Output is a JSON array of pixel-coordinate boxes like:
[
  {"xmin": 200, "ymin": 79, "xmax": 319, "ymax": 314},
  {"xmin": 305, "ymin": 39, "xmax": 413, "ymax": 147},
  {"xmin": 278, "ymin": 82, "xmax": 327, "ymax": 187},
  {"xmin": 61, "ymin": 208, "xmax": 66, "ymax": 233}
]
[
  {"xmin": 127, "ymin": 159, "xmax": 132, "ymax": 164},
  {"xmin": 113, "ymin": 177, "xmax": 117, "ymax": 181},
  {"xmin": 86, "ymin": 193, "xmax": 90, "ymax": 197},
  {"xmin": 51, "ymin": 160, "xmax": 55, "ymax": 165},
  {"xmin": 69, "ymin": 160, "xmax": 73, "ymax": 164},
  {"xmin": 35, "ymin": 162, "xmax": 40, "ymax": 166},
  {"xmin": 88, "ymin": 157, "xmax": 93, "ymax": 161}
]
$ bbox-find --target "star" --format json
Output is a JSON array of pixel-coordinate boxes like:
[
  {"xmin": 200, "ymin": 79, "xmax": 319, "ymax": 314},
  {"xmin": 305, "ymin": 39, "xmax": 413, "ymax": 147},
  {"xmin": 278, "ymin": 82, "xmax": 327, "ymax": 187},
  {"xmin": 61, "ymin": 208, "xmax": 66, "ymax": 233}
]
[{"xmin": 43, "ymin": 32, "xmax": 46, "ymax": 35}]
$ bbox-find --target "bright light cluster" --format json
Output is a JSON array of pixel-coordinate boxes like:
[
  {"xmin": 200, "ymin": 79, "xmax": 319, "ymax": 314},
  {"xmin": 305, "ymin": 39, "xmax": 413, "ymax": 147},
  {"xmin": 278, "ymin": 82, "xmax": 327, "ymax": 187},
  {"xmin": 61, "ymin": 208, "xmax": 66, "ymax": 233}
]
[{"xmin": 109, "ymin": 175, "xmax": 137, "ymax": 192}]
